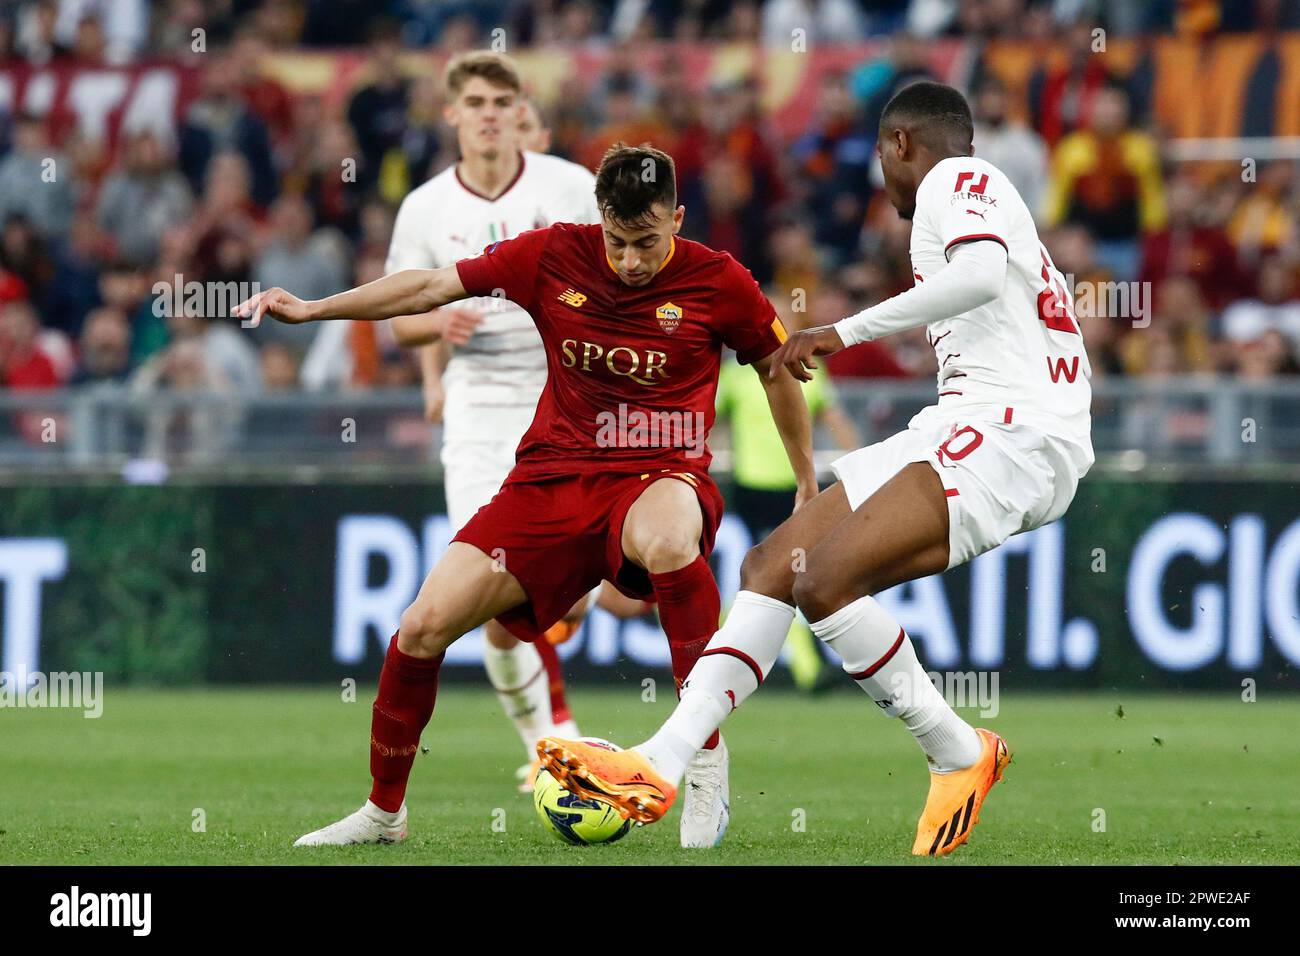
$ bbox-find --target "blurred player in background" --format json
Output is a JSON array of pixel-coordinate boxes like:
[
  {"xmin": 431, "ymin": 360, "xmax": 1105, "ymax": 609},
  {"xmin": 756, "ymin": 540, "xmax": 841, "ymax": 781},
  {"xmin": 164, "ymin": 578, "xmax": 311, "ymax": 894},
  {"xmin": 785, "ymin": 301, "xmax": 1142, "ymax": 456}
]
[
  {"xmin": 237, "ymin": 142, "xmax": 816, "ymax": 850},
  {"xmin": 539, "ymin": 82, "xmax": 1094, "ymax": 857},
  {"xmin": 386, "ymin": 53, "xmax": 646, "ymax": 793}
]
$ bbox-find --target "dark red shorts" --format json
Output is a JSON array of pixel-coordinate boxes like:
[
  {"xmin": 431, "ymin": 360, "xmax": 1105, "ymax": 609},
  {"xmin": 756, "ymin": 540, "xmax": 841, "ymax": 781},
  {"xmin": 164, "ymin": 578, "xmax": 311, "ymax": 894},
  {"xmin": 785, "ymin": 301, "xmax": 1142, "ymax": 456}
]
[{"xmin": 453, "ymin": 466, "xmax": 724, "ymax": 642}]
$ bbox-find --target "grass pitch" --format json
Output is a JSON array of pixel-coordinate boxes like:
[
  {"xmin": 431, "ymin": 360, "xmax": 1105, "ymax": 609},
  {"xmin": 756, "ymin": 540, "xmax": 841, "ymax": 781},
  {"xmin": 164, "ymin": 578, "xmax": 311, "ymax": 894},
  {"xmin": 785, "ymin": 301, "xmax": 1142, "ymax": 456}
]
[{"xmin": 3, "ymin": 685, "xmax": 1297, "ymax": 865}]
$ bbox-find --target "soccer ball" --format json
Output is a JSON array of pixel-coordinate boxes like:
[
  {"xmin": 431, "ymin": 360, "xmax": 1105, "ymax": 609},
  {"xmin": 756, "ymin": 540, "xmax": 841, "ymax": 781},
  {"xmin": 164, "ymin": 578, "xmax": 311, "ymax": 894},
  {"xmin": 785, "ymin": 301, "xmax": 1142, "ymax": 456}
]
[{"xmin": 532, "ymin": 738, "xmax": 633, "ymax": 846}]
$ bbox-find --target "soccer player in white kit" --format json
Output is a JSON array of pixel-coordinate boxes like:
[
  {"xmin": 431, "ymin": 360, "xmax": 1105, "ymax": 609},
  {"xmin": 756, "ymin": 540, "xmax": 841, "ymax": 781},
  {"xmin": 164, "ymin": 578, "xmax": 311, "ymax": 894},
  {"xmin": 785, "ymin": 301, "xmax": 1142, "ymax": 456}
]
[
  {"xmin": 386, "ymin": 52, "xmax": 608, "ymax": 791},
  {"xmin": 537, "ymin": 81, "xmax": 1095, "ymax": 856}
]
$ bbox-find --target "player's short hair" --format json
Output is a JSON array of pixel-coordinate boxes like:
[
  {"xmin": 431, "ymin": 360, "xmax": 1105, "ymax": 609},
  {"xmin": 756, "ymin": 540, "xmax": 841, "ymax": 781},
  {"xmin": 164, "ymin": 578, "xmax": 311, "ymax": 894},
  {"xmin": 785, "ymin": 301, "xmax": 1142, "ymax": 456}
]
[
  {"xmin": 594, "ymin": 142, "xmax": 677, "ymax": 229},
  {"xmin": 880, "ymin": 80, "xmax": 974, "ymax": 152},
  {"xmin": 443, "ymin": 51, "xmax": 522, "ymax": 98}
]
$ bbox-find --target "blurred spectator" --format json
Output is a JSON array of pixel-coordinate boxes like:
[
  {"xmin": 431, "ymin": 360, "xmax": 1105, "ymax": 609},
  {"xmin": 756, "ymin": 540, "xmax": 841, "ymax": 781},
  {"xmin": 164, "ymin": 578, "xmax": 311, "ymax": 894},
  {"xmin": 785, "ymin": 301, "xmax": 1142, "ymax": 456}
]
[
  {"xmin": 161, "ymin": 310, "xmax": 261, "ymax": 394},
  {"xmin": 15, "ymin": 0, "xmax": 69, "ymax": 64},
  {"xmin": 130, "ymin": 335, "xmax": 235, "ymax": 461},
  {"xmin": 816, "ymin": 272, "xmax": 911, "ymax": 379},
  {"xmin": 259, "ymin": 341, "xmax": 300, "ymax": 390},
  {"xmin": 1027, "ymin": 18, "xmax": 1110, "ymax": 146},
  {"xmin": 577, "ymin": 68, "xmax": 672, "ymax": 173},
  {"xmin": 299, "ymin": 249, "xmax": 411, "ymax": 391},
  {"xmin": 189, "ymin": 151, "xmax": 263, "ymax": 282},
  {"xmin": 0, "ymin": 216, "xmax": 57, "ymax": 318},
  {"xmin": 1139, "ymin": 172, "xmax": 1244, "ymax": 311},
  {"xmin": 676, "ymin": 78, "xmax": 784, "ymax": 280},
  {"xmin": 96, "ymin": 131, "xmax": 195, "ymax": 267},
  {"xmin": 1221, "ymin": 257, "xmax": 1300, "ymax": 353},
  {"xmin": 69, "ymin": 307, "xmax": 133, "ymax": 384},
  {"xmin": 231, "ymin": 27, "xmax": 298, "ymax": 153},
  {"xmin": 251, "ymin": 195, "xmax": 349, "ymax": 354},
  {"xmin": 854, "ymin": 33, "xmax": 932, "ymax": 132},
  {"xmin": 1227, "ymin": 162, "xmax": 1297, "ymax": 271},
  {"xmin": 346, "ymin": 23, "xmax": 411, "ymax": 197},
  {"xmin": 972, "ymin": 75, "xmax": 1048, "ymax": 219},
  {"xmin": 179, "ymin": 52, "xmax": 279, "ymax": 208},
  {"xmin": 1045, "ymin": 84, "xmax": 1165, "ymax": 281},
  {"xmin": 1232, "ymin": 328, "xmax": 1300, "ymax": 378},
  {"xmin": 44, "ymin": 219, "xmax": 104, "ymax": 337},
  {"xmin": 790, "ymin": 71, "xmax": 876, "ymax": 263},
  {"xmin": 0, "ymin": 115, "xmax": 77, "ymax": 242},
  {"xmin": 55, "ymin": 1, "xmax": 149, "ymax": 63},
  {"xmin": 1119, "ymin": 277, "xmax": 1214, "ymax": 376},
  {"xmin": 0, "ymin": 301, "xmax": 60, "ymax": 389}
]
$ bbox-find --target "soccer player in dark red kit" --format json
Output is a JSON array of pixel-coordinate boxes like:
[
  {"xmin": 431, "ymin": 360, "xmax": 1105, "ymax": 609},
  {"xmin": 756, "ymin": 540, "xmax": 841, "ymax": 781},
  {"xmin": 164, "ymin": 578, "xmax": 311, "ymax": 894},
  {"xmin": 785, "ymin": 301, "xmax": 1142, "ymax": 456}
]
[{"xmin": 234, "ymin": 143, "xmax": 817, "ymax": 849}]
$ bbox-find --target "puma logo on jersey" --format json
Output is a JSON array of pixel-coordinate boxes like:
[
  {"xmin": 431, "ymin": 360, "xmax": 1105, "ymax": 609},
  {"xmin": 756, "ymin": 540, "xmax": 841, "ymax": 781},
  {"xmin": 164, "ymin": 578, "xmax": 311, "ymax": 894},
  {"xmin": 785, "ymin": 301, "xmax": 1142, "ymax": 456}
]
[
  {"xmin": 965, "ymin": 209, "xmax": 987, "ymax": 220},
  {"xmin": 557, "ymin": 288, "xmax": 587, "ymax": 308}
]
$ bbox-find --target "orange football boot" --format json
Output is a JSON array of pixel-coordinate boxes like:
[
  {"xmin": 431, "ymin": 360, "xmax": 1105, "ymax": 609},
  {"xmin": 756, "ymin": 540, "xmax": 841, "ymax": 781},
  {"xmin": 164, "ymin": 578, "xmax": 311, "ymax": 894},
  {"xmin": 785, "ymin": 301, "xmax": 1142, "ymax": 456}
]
[
  {"xmin": 535, "ymin": 737, "xmax": 677, "ymax": 824},
  {"xmin": 912, "ymin": 728, "xmax": 1011, "ymax": 856}
]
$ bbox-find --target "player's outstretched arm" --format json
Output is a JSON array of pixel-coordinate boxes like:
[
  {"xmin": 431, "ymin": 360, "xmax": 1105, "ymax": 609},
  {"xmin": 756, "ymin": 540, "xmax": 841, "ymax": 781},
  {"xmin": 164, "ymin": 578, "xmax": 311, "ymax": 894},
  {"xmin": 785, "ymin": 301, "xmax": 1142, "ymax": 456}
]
[
  {"xmin": 831, "ymin": 240, "xmax": 1007, "ymax": 348},
  {"xmin": 752, "ymin": 351, "xmax": 819, "ymax": 509},
  {"xmin": 232, "ymin": 266, "xmax": 469, "ymax": 328}
]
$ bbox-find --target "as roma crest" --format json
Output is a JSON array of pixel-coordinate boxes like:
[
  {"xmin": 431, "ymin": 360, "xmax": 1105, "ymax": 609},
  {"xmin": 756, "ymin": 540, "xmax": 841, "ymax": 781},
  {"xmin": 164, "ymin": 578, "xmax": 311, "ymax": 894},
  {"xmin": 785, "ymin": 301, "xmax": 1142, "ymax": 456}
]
[{"xmin": 656, "ymin": 301, "xmax": 683, "ymax": 333}]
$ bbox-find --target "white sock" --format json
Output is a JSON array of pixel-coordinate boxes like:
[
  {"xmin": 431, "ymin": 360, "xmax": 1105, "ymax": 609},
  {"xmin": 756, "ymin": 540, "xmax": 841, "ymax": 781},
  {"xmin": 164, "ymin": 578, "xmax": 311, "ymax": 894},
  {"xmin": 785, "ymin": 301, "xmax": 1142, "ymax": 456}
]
[
  {"xmin": 482, "ymin": 640, "xmax": 553, "ymax": 759},
  {"xmin": 554, "ymin": 718, "xmax": 579, "ymax": 738},
  {"xmin": 811, "ymin": 595, "xmax": 982, "ymax": 773},
  {"xmin": 637, "ymin": 590, "xmax": 795, "ymax": 785}
]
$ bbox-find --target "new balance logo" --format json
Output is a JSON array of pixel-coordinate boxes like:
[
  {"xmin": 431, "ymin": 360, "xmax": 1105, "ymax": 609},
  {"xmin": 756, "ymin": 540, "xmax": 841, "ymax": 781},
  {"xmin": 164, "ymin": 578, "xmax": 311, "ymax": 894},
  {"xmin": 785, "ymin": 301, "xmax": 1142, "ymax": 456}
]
[{"xmin": 558, "ymin": 288, "xmax": 587, "ymax": 307}]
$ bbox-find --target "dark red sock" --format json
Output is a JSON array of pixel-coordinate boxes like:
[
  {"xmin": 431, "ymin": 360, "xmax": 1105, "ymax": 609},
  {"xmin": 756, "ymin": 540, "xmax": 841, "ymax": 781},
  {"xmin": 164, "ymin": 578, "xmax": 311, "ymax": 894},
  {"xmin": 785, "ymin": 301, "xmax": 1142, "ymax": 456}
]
[
  {"xmin": 649, "ymin": 554, "xmax": 722, "ymax": 749},
  {"xmin": 369, "ymin": 633, "xmax": 444, "ymax": 813},
  {"xmin": 536, "ymin": 638, "xmax": 572, "ymax": 726}
]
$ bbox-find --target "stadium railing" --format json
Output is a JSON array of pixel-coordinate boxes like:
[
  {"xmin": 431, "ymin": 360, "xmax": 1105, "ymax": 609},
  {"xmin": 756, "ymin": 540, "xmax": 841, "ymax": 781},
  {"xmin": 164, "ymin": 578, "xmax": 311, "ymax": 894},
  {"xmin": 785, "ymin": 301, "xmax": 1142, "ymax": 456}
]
[{"xmin": 0, "ymin": 379, "xmax": 1295, "ymax": 475}]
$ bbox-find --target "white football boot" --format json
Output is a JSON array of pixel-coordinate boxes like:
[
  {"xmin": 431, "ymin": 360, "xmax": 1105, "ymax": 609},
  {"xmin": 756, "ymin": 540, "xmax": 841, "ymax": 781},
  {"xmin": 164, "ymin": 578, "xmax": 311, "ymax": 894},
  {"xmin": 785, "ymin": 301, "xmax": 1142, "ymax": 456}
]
[
  {"xmin": 679, "ymin": 736, "xmax": 730, "ymax": 848},
  {"xmin": 293, "ymin": 800, "xmax": 408, "ymax": 846}
]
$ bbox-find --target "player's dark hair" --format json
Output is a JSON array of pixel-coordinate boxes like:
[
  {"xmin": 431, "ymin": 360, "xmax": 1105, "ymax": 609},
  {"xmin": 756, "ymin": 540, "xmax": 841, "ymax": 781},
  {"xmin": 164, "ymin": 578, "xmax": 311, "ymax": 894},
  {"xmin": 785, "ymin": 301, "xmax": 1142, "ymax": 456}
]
[
  {"xmin": 594, "ymin": 142, "xmax": 677, "ymax": 230},
  {"xmin": 880, "ymin": 80, "xmax": 974, "ymax": 154}
]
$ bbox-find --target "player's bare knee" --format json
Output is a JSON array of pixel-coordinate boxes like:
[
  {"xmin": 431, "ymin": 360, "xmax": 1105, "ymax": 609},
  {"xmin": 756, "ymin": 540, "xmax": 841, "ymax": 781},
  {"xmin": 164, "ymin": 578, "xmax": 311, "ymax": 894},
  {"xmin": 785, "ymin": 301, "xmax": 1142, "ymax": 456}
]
[
  {"xmin": 637, "ymin": 532, "xmax": 699, "ymax": 575},
  {"xmin": 791, "ymin": 568, "xmax": 858, "ymax": 625},
  {"xmin": 398, "ymin": 604, "xmax": 455, "ymax": 657},
  {"xmin": 739, "ymin": 541, "xmax": 795, "ymax": 603}
]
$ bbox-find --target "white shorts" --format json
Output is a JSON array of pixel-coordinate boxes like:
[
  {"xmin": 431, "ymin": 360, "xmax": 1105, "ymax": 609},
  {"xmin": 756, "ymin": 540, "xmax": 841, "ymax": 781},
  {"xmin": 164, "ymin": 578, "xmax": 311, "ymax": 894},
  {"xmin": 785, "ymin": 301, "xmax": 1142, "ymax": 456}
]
[
  {"xmin": 830, "ymin": 404, "xmax": 1093, "ymax": 569},
  {"xmin": 442, "ymin": 435, "xmax": 521, "ymax": 532}
]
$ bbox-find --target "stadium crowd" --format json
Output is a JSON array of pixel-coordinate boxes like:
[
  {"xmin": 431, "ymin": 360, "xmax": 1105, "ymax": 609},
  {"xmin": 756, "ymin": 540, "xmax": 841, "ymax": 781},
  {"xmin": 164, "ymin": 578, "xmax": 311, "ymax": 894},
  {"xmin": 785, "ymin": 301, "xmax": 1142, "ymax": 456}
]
[{"xmin": 0, "ymin": 0, "xmax": 1298, "ymax": 404}]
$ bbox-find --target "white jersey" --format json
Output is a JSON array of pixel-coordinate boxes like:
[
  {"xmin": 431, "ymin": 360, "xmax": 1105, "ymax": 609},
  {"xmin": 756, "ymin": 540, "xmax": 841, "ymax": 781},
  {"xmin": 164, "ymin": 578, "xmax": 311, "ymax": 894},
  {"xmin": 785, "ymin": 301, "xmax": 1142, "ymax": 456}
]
[
  {"xmin": 385, "ymin": 150, "xmax": 600, "ymax": 439},
  {"xmin": 909, "ymin": 155, "xmax": 1092, "ymax": 449}
]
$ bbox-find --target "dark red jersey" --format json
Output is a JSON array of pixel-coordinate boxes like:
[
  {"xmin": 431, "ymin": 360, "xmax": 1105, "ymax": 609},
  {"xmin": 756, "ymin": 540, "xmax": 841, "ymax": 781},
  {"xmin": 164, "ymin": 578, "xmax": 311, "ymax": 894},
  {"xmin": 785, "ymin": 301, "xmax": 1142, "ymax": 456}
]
[{"xmin": 455, "ymin": 222, "xmax": 786, "ymax": 479}]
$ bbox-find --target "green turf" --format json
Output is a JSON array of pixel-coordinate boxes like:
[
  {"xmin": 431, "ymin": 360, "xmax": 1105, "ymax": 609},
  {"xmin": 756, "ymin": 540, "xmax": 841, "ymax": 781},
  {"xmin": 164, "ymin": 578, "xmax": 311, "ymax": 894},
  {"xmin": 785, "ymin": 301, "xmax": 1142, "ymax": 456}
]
[{"xmin": 3, "ymin": 686, "xmax": 1297, "ymax": 865}]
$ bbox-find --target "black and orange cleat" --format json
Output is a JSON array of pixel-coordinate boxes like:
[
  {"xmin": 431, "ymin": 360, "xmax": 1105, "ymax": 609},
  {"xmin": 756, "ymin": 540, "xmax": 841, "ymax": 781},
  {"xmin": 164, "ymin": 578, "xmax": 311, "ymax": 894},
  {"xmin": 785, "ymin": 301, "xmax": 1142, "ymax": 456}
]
[
  {"xmin": 536, "ymin": 737, "xmax": 677, "ymax": 825},
  {"xmin": 912, "ymin": 728, "xmax": 1011, "ymax": 857}
]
